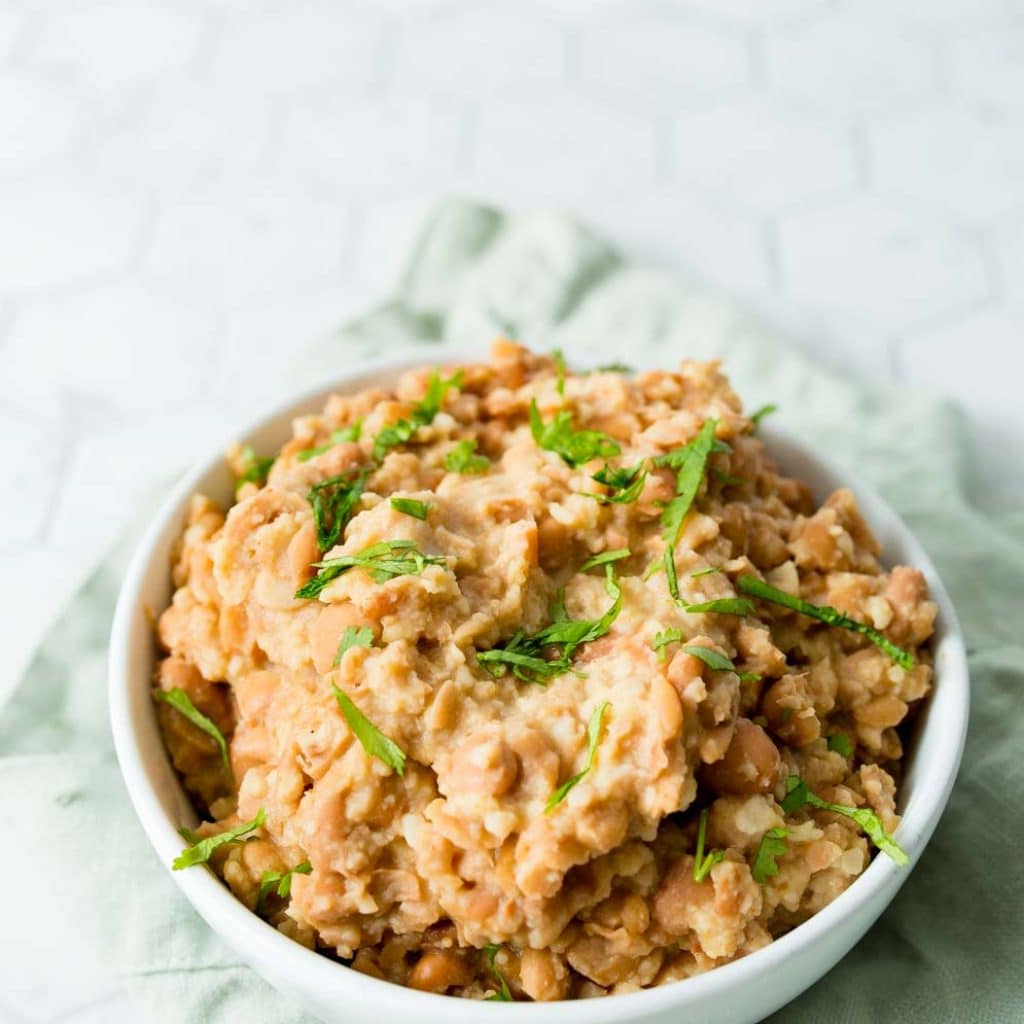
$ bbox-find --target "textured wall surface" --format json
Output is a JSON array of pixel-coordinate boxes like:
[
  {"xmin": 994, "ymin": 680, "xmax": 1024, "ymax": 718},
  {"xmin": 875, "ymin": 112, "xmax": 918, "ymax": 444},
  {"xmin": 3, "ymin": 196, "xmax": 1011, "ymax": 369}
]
[{"xmin": 1, "ymin": 1, "xmax": 1021, "ymax": 740}]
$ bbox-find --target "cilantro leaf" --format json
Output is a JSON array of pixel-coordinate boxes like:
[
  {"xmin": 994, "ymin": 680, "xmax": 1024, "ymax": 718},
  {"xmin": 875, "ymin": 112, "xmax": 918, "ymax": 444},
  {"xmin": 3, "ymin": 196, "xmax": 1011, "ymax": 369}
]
[
  {"xmin": 308, "ymin": 469, "xmax": 367, "ymax": 553},
  {"xmin": 296, "ymin": 540, "xmax": 447, "ymax": 599},
  {"xmin": 690, "ymin": 566, "xmax": 721, "ymax": 578},
  {"xmin": 334, "ymin": 625, "xmax": 374, "ymax": 666},
  {"xmin": 373, "ymin": 370, "xmax": 463, "ymax": 460},
  {"xmin": 693, "ymin": 807, "xmax": 724, "ymax": 882},
  {"xmin": 680, "ymin": 645, "xmax": 760, "ymax": 681},
  {"xmin": 390, "ymin": 496, "xmax": 432, "ymax": 520},
  {"xmin": 579, "ymin": 548, "xmax": 630, "ymax": 571},
  {"xmin": 655, "ymin": 419, "xmax": 722, "ymax": 548},
  {"xmin": 237, "ymin": 446, "xmax": 274, "ymax": 489},
  {"xmin": 552, "ymin": 348, "xmax": 567, "ymax": 398},
  {"xmin": 529, "ymin": 399, "xmax": 620, "ymax": 468},
  {"xmin": 173, "ymin": 808, "xmax": 265, "ymax": 870},
  {"xmin": 545, "ymin": 702, "xmax": 609, "ymax": 812},
  {"xmin": 651, "ymin": 627, "xmax": 683, "ymax": 662},
  {"xmin": 781, "ymin": 775, "xmax": 908, "ymax": 866},
  {"xmin": 484, "ymin": 944, "xmax": 513, "ymax": 1002},
  {"xmin": 256, "ymin": 860, "xmax": 311, "ymax": 914},
  {"xmin": 296, "ymin": 421, "xmax": 362, "ymax": 461},
  {"xmin": 684, "ymin": 597, "xmax": 755, "ymax": 616},
  {"xmin": 478, "ymin": 566, "xmax": 622, "ymax": 684},
  {"xmin": 444, "ymin": 439, "xmax": 490, "ymax": 474},
  {"xmin": 154, "ymin": 687, "xmax": 230, "ymax": 769},
  {"xmin": 593, "ymin": 362, "xmax": 633, "ymax": 373},
  {"xmin": 736, "ymin": 575, "xmax": 914, "ymax": 670},
  {"xmin": 751, "ymin": 827, "xmax": 788, "ymax": 884},
  {"xmin": 587, "ymin": 460, "xmax": 648, "ymax": 504},
  {"xmin": 750, "ymin": 403, "xmax": 778, "ymax": 427},
  {"xmin": 828, "ymin": 732, "xmax": 855, "ymax": 758},
  {"xmin": 333, "ymin": 687, "xmax": 407, "ymax": 776}
]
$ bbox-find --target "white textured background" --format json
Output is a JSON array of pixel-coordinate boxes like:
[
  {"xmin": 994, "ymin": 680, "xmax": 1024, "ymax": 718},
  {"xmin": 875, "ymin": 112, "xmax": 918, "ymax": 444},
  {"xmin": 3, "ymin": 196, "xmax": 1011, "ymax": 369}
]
[{"xmin": 2, "ymin": 0, "xmax": 1023, "ymax": 765}]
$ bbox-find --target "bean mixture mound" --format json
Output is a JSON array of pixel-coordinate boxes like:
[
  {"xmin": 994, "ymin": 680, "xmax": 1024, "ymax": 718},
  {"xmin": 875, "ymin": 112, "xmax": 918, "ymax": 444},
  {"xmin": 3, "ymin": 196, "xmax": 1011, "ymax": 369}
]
[{"xmin": 156, "ymin": 342, "xmax": 935, "ymax": 1001}]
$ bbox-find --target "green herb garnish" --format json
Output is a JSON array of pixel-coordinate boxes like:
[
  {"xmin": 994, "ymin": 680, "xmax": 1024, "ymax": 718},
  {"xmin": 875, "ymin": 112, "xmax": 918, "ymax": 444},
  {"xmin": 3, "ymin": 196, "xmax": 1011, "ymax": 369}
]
[
  {"xmin": 781, "ymin": 776, "xmax": 908, "ymax": 866},
  {"xmin": 579, "ymin": 548, "xmax": 630, "ymax": 572},
  {"xmin": 173, "ymin": 808, "xmax": 265, "ymax": 870},
  {"xmin": 334, "ymin": 625, "xmax": 374, "ymax": 666},
  {"xmin": 154, "ymin": 687, "xmax": 230, "ymax": 769},
  {"xmin": 750, "ymin": 403, "xmax": 777, "ymax": 427},
  {"xmin": 545, "ymin": 702, "xmax": 609, "ymax": 812},
  {"xmin": 691, "ymin": 566, "xmax": 721, "ymax": 578},
  {"xmin": 751, "ymin": 828, "xmax": 788, "ymax": 884},
  {"xmin": 828, "ymin": 732, "xmax": 855, "ymax": 758},
  {"xmin": 529, "ymin": 399, "xmax": 620, "ymax": 469},
  {"xmin": 373, "ymin": 370, "xmax": 463, "ymax": 460},
  {"xmin": 308, "ymin": 469, "xmax": 367, "ymax": 553},
  {"xmin": 390, "ymin": 496, "xmax": 432, "ymax": 520},
  {"xmin": 333, "ymin": 687, "xmax": 406, "ymax": 776},
  {"xmin": 256, "ymin": 861, "xmax": 311, "ymax": 913},
  {"xmin": 296, "ymin": 421, "xmax": 362, "ymax": 461},
  {"xmin": 553, "ymin": 348, "xmax": 567, "ymax": 398},
  {"xmin": 684, "ymin": 597, "xmax": 755, "ymax": 616},
  {"xmin": 651, "ymin": 627, "xmax": 683, "ymax": 662},
  {"xmin": 693, "ymin": 807, "xmax": 724, "ymax": 882},
  {"xmin": 593, "ymin": 362, "xmax": 633, "ymax": 374},
  {"xmin": 237, "ymin": 446, "xmax": 274, "ymax": 489},
  {"xmin": 655, "ymin": 419, "xmax": 725, "ymax": 548},
  {"xmin": 444, "ymin": 439, "xmax": 490, "ymax": 474},
  {"xmin": 587, "ymin": 460, "xmax": 647, "ymax": 504},
  {"xmin": 484, "ymin": 943, "xmax": 513, "ymax": 1001},
  {"xmin": 478, "ymin": 566, "xmax": 622, "ymax": 684},
  {"xmin": 680, "ymin": 645, "xmax": 760, "ymax": 681},
  {"xmin": 736, "ymin": 575, "xmax": 914, "ymax": 670},
  {"xmin": 296, "ymin": 539, "xmax": 447, "ymax": 599}
]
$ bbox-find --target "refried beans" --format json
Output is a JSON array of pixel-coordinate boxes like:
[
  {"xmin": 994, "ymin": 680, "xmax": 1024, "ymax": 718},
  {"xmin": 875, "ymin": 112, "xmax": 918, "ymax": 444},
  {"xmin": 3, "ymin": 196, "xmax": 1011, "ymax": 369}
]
[{"xmin": 155, "ymin": 341, "xmax": 935, "ymax": 1001}]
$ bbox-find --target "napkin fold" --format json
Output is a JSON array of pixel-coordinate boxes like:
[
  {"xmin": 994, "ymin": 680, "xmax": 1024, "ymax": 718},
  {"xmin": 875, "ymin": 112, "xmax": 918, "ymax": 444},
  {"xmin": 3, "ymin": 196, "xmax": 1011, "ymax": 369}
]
[{"xmin": 3, "ymin": 199, "xmax": 1020, "ymax": 1024}]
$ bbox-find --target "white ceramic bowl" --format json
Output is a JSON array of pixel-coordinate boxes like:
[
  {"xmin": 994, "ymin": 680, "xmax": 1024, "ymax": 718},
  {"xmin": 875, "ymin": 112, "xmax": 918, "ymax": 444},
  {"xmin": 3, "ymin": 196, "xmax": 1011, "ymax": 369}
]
[{"xmin": 109, "ymin": 348, "xmax": 969, "ymax": 1024}]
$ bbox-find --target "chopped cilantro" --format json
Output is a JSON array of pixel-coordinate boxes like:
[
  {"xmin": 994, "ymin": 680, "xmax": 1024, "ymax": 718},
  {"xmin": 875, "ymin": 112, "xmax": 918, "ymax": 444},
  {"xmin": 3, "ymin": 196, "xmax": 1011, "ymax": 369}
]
[
  {"xmin": 693, "ymin": 808, "xmax": 724, "ymax": 883},
  {"xmin": 651, "ymin": 627, "xmax": 683, "ymax": 662},
  {"xmin": 828, "ymin": 732, "xmax": 855, "ymax": 758},
  {"xmin": 737, "ymin": 575, "xmax": 914, "ymax": 670},
  {"xmin": 373, "ymin": 370, "xmax": 463, "ymax": 460},
  {"xmin": 587, "ymin": 460, "xmax": 647, "ymax": 504},
  {"xmin": 529, "ymin": 399, "xmax": 620, "ymax": 468},
  {"xmin": 680, "ymin": 645, "xmax": 760, "ymax": 681},
  {"xmin": 684, "ymin": 596, "xmax": 755, "ymax": 616},
  {"xmin": 390, "ymin": 496, "xmax": 432, "ymax": 520},
  {"xmin": 334, "ymin": 625, "xmax": 374, "ymax": 666},
  {"xmin": 296, "ymin": 421, "xmax": 362, "ymax": 461},
  {"xmin": 484, "ymin": 944, "xmax": 513, "ymax": 1001},
  {"xmin": 751, "ymin": 828, "xmax": 788, "ymax": 884},
  {"xmin": 552, "ymin": 348, "xmax": 567, "ymax": 398},
  {"xmin": 750, "ymin": 403, "xmax": 778, "ymax": 427},
  {"xmin": 478, "ymin": 566, "xmax": 622, "ymax": 684},
  {"xmin": 545, "ymin": 702, "xmax": 609, "ymax": 812},
  {"xmin": 296, "ymin": 539, "xmax": 447, "ymax": 599},
  {"xmin": 308, "ymin": 469, "xmax": 367, "ymax": 552},
  {"xmin": 237, "ymin": 445, "xmax": 274, "ymax": 489},
  {"xmin": 444, "ymin": 439, "xmax": 490, "ymax": 474},
  {"xmin": 781, "ymin": 776, "xmax": 908, "ymax": 866},
  {"xmin": 173, "ymin": 809, "xmax": 265, "ymax": 870},
  {"xmin": 655, "ymin": 418, "xmax": 728, "ymax": 548},
  {"xmin": 154, "ymin": 687, "xmax": 230, "ymax": 769},
  {"xmin": 579, "ymin": 548, "xmax": 630, "ymax": 571},
  {"xmin": 333, "ymin": 687, "xmax": 407, "ymax": 776},
  {"xmin": 256, "ymin": 861, "xmax": 311, "ymax": 913},
  {"xmin": 691, "ymin": 566, "xmax": 721, "ymax": 578}
]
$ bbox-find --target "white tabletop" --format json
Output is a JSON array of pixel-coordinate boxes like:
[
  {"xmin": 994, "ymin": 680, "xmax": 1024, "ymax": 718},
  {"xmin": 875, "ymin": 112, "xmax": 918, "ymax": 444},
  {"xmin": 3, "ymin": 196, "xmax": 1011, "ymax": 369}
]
[{"xmin": 1, "ymin": 0, "xmax": 1022, "ymax": 928}]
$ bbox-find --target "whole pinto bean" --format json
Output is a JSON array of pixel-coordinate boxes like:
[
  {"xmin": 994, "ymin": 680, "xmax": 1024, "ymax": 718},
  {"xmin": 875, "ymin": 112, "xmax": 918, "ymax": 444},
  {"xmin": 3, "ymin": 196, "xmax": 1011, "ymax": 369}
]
[
  {"xmin": 407, "ymin": 950, "xmax": 474, "ymax": 993},
  {"xmin": 701, "ymin": 718, "xmax": 780, "ymax": 796}
]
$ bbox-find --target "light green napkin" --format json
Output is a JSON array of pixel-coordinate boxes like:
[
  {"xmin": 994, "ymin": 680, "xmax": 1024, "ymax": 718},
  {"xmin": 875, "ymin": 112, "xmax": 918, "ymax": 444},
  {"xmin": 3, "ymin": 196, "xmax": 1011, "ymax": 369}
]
[{"xmin": 3, "ymin": 199, "xmax": 1020, "ymax": 1024}]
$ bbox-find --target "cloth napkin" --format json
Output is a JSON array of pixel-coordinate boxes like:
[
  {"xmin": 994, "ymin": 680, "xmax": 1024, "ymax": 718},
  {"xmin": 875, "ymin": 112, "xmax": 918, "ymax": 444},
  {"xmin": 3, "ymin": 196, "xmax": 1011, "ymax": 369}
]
[{"xmin": 2, "ymin": 199, "xmax": 1020, "ymax": 1024}]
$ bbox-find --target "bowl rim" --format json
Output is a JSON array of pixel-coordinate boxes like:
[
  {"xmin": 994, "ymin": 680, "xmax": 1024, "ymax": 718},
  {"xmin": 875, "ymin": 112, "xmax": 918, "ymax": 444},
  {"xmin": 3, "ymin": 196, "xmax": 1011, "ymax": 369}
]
[{"xmin": 109, "ymin": 345, "xmax": 969, "ymax": 1023}]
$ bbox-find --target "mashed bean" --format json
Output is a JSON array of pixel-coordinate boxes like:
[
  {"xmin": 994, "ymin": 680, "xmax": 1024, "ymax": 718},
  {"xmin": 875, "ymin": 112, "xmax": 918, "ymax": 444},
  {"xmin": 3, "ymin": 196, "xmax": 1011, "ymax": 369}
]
[{"xmin": 156, "ymin": 342, "xmax": 935, "ymax": 1000}]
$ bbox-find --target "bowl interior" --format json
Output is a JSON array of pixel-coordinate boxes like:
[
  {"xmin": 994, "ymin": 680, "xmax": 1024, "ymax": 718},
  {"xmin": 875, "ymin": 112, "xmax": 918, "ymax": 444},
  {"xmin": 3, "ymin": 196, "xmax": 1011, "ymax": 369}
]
[{"xmin": 110, "ymin": 350, "xmax": 968, "ymax": 1023}]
